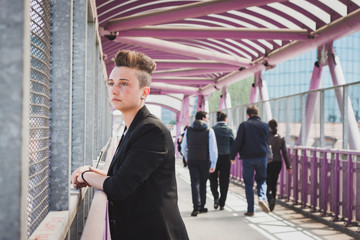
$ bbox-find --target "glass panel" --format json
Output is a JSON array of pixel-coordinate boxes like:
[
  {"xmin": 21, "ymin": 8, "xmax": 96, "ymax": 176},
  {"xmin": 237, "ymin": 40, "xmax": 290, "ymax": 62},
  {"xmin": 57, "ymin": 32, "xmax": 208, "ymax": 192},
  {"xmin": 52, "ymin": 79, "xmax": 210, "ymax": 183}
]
[
  {"xmin": 307, "ymin": 92, "xmax": 321, "ymax": 147},
  {"xmin": 289, "ymin": 95, "xmax": 302, "ymax": 146},
  {"xmin": 324, "ymin": 87, "xmax": 343, "ymax": 149}
]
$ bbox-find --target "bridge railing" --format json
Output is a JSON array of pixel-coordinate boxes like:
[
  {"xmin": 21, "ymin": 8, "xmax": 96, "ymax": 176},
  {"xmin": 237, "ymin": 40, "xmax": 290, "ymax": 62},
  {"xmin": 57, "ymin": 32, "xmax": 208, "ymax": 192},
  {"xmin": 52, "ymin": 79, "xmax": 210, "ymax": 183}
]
[{"xmin": 230, "ymin": 146, "xmax": 360, "ymax": 226}]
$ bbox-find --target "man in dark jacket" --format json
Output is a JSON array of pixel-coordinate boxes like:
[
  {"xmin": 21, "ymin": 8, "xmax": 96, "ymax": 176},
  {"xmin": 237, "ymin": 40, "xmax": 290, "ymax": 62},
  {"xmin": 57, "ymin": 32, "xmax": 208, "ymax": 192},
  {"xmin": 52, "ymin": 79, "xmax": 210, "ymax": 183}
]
[
  {"xmin": 181, "ymin": 111, "xmax": 218, "ymax": 217},
  {"xmin": 230, "ymin": 105, "xmax": 270, "ymax": 216},
  {"xmin": 210, "ymin": 111, "xmax": 234, "ymax": 210}
]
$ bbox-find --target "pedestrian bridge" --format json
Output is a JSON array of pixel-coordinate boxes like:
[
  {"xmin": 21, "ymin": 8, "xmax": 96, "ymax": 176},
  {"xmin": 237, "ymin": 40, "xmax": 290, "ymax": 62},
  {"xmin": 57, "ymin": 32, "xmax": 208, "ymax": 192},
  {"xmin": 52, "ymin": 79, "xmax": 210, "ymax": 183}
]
[
  {"xmin": 28, "ymin": 138, "xmax": 360, "ymax": 239},
  {"xmin": 2, "ymin": 0, "xmax": 360, "ymax": 239}
]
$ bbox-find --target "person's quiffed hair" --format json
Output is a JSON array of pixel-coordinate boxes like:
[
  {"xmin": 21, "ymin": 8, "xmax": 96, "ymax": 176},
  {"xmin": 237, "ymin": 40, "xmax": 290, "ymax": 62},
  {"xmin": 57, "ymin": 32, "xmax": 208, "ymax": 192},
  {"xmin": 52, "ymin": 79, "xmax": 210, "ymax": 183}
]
[
  {"xmin": 216, "ymin": 111, "xmax": 227, "ymax": 122},
  {"xmin": 114, "ymin": 49, "xmax": 156, "ymax": 88},
  {"xmin": 195, "ymin": 111, "xmax": 207, "ymax": 120},
  {"xmin": 246, "ymin": 105, "xmax": 258, "ymax": 116}
]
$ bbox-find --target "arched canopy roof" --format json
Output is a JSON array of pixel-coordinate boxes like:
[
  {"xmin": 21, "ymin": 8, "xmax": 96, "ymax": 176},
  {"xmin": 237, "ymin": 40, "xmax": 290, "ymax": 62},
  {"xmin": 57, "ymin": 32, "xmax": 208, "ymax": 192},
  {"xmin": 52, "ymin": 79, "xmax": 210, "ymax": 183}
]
[{"xmin": 96, "ymin": 0, "xmax": 360, "ymax": 105}]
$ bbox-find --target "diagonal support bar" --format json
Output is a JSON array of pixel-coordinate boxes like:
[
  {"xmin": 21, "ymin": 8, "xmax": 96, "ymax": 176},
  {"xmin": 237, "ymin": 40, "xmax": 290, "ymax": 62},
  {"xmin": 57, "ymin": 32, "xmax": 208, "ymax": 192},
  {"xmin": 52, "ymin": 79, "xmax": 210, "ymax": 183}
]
[
  {"xmin": 297, "ymin": 61, "xmax": 323, "ymax": 146},
  {"xmin": 153, "ymin": 68, "xmax": 233, "ymax": 78},
  {"xmin": 154, "ymin": 59, "xmax": 239, "ymax": 70},
  {"xmin": 116, "ymin": 27, "xmax": 309, "ymax": 40},
  {"xmin": 114, "ymin": 37, "xmax": 251, "ymax": 66}
]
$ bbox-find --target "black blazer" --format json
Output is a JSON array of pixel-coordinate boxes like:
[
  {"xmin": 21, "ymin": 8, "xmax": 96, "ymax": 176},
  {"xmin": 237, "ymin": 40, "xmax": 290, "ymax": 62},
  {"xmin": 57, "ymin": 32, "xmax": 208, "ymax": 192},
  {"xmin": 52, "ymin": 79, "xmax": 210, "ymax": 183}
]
[{"xmin": 103, "ymin": 106, "xmax": 188, "ymax": 240}]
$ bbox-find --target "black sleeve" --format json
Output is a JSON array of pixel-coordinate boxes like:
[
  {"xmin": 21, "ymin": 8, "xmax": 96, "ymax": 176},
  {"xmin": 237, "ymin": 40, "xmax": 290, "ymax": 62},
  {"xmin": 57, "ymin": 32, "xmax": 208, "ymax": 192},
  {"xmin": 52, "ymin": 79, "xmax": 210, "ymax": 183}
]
[{"xmin": 103, "ymin": 123, "xmax": 168, "ymax": 200}]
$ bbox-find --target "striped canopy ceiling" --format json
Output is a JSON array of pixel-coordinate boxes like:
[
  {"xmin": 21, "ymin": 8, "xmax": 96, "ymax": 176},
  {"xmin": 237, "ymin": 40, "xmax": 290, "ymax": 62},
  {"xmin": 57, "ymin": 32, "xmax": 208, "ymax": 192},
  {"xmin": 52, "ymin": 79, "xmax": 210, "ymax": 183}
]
[{"xmin": 96, "ymin": 0, "xmax": 360, "ymax": 98}]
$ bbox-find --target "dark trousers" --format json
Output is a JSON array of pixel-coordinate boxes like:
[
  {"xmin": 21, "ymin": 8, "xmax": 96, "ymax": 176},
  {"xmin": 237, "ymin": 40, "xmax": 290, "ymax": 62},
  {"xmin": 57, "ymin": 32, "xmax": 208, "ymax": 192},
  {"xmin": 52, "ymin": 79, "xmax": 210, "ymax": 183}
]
[
  {"xmin": 182, "ymin": 156, "xmax": 187, "ymax": 167},
  {"xmin": 266, "ymin": 161, "xmax": 282, "ymax": 201},
  {"xmin": 209, "ymin": 154, "xmax": 231, "ymax": 207},
  {"xmin": 188, "ymin": 161, "xmax": 210, "ymax": 210}
]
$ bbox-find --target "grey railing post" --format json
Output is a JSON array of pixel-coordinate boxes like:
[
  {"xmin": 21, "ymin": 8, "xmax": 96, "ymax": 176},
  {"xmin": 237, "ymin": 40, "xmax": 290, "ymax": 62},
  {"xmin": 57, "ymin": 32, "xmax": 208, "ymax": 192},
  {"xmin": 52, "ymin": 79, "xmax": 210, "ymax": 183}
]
[
  {"xmin": 0, "ymin": 1, "xmax": 30, "ymax": 239},
  {"xmin": 49, "ymin": 0, "xmax": 73, "ymax": 211},
  {"xmin": 72, "ymin": 0, "xmax": 88, "ymax": 172}
]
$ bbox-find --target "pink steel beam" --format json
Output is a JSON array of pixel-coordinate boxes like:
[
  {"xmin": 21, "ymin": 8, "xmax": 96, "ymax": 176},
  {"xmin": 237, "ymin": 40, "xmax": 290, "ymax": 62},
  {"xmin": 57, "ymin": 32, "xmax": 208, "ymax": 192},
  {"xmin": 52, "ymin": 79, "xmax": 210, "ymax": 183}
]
[
  {"xmin": 201, "ymin": 8, "xmax": 360, "ymax": 95},
  {"xmin": 150, "ymin": 82, "xmax": 199, "ymax": 95},
  {"xmin": 296, "ymin": 61, "xmax": 323, "ymax": 146},
  {"xmin": 114, "ymin": 37, "xmax": 252, "ymax": 66},
  {"xmin": 201, "ymin": 64, "xmax": 266, "ymax": 95},
  {"xmin": 154, "ymin": 59, "xmax": 239, "ymax": 70},
  {"xmin": 328, "ymin": 49, "xmax": 360, "ymax": 150},
  {"xmin": 196, "ymin": 95, "xmax": 205, "ymax": 111},
  {"xmin": 267, "ymin": 8, "xmax": 360, "ymax": 66},
  {"xmin": 152, "ymin": 77, "xmax": 214, "ymax": 85},
  {"xmin": 179, "ymin": 96, "xmax": 190, "ymax": 127},
  {"xmin": 145, "ymin": 101, "xmax": 180, "ymax": 115},
  {"xmin": 116, "ymin": 27, "xmax": 309, "ymax": 40},
  {"xmin": 249, "ymin": 83, "xmax": 259, "ymax": 103},
  {"xmin": 105, "ymin": 0, "xmax": 287, "ymax": 32},
  {"xmin": 153, "ymin": 68, "xmax": 231, "ymax": 78}
]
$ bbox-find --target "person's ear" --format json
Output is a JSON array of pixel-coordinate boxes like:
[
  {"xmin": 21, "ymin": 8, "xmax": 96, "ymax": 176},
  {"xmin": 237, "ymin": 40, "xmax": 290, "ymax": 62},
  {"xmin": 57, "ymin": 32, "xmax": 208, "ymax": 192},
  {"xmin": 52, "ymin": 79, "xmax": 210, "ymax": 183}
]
[{"xmin": 141, "ymin": 87, "xmax": 150, "ymax": 99}]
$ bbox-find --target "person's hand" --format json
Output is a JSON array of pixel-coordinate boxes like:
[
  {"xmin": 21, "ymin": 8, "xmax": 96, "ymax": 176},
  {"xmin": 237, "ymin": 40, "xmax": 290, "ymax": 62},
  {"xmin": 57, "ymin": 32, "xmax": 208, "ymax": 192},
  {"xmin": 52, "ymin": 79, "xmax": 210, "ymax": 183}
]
[
  {"xmin": 71, "ymin": 165, "xmax": 91, "ymax": 189},
  {"xmin": 209, "ymin": 167, "xmax": 215, "ymax": 173},
  {"xmin": 230, "ymin": 159, "xmax": 235, "ymax": 165},
  {"xmin": 287, "ymin": 168, "xmax": 292, "ymax": 174}
]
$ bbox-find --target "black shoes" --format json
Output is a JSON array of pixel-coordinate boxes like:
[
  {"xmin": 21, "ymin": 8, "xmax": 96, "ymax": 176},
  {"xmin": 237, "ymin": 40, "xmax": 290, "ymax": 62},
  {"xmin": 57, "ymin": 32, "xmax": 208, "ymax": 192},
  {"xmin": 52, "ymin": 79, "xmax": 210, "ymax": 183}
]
[
  {"xmin": 220, "ymin": 206, "xmax": 224, "ymax": 210},
  {"xmin": 199, "ymin": 208, "xmax": 208, "ymax": 213},
  {"xmin": 191, "ymin": 210, "xmax": 199, "ymax": 217},
  {"xmin": 214, "ymin": 198, "xmax": 219, "ymax": 209},
  {"xmin": 191, "ymin": 208, "xmax": 207, "ymax": 217},
  {"xmin": 244, "ymin": 212, "xmax": 254, "ymax": 216},
  {"xmin": 269, "ymin": 198, "xmax": 275, "ymax": 212}
]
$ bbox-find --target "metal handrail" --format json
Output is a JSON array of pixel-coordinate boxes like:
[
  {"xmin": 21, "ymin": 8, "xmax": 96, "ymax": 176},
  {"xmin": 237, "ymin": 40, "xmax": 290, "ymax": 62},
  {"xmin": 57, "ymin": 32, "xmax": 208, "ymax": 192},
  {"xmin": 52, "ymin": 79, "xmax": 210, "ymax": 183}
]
[
  {"xmin": 230, "ymin": 146, "xmax": 360, "ymax": 226},
  {"xmin": 81, "ymin": 137, "xmax": 118, "ymax": 240}
]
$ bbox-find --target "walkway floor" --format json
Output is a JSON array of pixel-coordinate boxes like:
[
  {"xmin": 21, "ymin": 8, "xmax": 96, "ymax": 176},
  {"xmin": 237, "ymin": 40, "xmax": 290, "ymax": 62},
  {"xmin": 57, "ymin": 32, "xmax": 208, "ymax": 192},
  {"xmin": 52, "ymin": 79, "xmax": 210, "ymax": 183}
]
[{"xmin": 175, "ymin": 161, "xmax": 355, "ymax": 240}]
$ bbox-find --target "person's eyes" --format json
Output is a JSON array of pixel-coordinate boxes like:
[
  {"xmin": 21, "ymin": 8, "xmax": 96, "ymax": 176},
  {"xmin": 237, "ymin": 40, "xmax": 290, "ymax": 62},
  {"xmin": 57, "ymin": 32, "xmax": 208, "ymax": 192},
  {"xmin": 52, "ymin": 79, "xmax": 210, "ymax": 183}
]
[
  {"xmin": 120, "ymin": 82, "xmax": 128, "ymax": 87},
  {"xmin": 106, "ymin": 81, "xmax": 114, "ymax": 87}
]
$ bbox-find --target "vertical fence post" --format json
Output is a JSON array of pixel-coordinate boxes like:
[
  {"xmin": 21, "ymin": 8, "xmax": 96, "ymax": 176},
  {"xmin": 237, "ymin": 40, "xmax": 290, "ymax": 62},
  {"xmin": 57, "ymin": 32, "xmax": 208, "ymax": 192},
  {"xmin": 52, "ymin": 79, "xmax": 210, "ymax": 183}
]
[
  {"xmin": 294, "ymin": 148, "xmax": 299, "ymax": 204},
  {"xmin": 322, "ymin": 151, "xmax": 328, "ymax": 216},
  {"xmin": 286, "ymin": 148, "xmax": 292, "ymax": 201},
  {"xmin": 279, "ymin": 158, "xmax": 285, "ymax": 198},
  {"xmin": 333, "ymin": 152, "xmax": 340, "ymax": 221},
  {"xmin": 302, "ymin": 150, "xmax": 308, "ymax": 208},
  {"xmin": 311, "ymin": 151, "xmax": 317, "ymax": 212},
  {"xmin": 347, "ymin": 154, "xmax": 353, "ymax": 225}
]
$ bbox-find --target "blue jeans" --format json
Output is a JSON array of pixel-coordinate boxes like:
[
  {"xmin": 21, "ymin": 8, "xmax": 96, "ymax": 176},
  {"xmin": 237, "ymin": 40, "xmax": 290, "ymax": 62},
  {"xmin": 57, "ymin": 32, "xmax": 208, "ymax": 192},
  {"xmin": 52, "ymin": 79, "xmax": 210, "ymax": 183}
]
[{"xmin": 242, "ymin": 157, "xmax": 268, "ymax": 212}]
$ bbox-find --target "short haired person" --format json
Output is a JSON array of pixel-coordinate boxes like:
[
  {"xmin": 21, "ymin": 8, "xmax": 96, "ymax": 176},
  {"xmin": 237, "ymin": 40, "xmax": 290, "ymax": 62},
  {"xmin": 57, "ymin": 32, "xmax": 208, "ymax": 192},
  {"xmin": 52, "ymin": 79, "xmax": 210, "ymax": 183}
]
[
  {"xmin": 181, "ymin": 111, "xmax": 218, "ymax": 216},
  {"xmin": 210, "ymin": 111, "xmax": 234, "ymax": 210},
  {"xmin": 267, "ymin": 119, "xmax": 292, "ymax": 211},
  {"xmin": 71, "ymin": 50, "xmax": 189, "ymax": 239},
  {"xmin": 230, "ymin": 105, "xmax": 270, "ymax": 216}
]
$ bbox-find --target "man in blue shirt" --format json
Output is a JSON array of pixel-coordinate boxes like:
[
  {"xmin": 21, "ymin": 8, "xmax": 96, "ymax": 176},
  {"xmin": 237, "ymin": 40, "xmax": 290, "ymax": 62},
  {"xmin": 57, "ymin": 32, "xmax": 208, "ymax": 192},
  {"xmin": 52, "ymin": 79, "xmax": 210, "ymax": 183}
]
[
  {"xmin": 181, "ymin": 111, "xmax": 218, "ymax": 217},
  {"xmin": 230, "ymin": 105, "xmax": 270, "ymax": 216}
]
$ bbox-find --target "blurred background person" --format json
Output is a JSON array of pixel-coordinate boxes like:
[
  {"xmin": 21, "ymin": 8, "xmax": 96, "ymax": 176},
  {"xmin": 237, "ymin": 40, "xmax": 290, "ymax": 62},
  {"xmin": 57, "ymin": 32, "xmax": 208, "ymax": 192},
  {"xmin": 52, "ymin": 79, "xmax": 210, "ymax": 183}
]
[
  {"xmin": 210, "ymin": 111, "xmax": 234, "ymax": 210},
  {"xmin": 267, "ymin": 119, "xmax": 292, "ymax": 211}
]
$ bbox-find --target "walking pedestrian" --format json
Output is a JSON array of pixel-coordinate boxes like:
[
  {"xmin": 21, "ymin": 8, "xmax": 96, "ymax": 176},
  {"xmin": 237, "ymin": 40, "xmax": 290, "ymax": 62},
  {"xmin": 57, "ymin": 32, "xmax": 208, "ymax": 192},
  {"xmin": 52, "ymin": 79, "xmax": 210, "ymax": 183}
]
[
  {"xmin": 181, "ymin": 111, "xmax": 218, "ymax": 216},
  {"xmin": 267, "ymin": 119, "xmax": 292, "ymax": 211},
  {"xmin": 210, "ymin": 111, "xmax": 234, "ymax": 210},
  {"xmin": 230, "ymin": 105, "xmax": 270, "ymax": 216}
]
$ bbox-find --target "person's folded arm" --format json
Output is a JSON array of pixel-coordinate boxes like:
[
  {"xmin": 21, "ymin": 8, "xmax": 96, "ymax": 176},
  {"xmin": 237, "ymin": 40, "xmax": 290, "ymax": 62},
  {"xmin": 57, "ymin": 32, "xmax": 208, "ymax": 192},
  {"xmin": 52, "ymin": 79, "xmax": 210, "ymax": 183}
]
[{"xmin": 103, "ymin": 123, "xmax": 167, "ymax": 200}]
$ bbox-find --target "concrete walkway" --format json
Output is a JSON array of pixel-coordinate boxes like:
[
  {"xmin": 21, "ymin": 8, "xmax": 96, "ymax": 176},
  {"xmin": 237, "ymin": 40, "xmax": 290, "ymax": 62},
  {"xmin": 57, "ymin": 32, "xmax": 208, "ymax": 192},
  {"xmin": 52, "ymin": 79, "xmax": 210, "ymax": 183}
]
[{"xmin": 175, "ymin": 162, "xmax": 355, "ymax": 240}]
